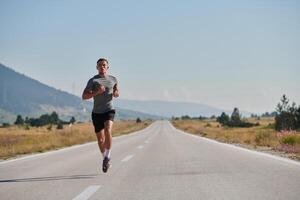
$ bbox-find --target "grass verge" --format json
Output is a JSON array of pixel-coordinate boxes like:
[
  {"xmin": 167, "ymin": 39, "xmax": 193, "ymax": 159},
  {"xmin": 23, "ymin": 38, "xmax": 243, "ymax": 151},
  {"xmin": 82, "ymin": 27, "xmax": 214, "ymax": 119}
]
[
  {"xmin": 171, "ymin": 118, "xmax": 300, "ymax": 161},
  {"xmin": 0, "ymin": 120, "xmax": 152, "ymax": 160}
]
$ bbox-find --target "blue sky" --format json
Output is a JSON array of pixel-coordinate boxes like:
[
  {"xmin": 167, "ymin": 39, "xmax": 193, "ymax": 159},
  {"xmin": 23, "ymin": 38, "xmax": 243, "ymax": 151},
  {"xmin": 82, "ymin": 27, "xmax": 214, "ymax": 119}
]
[{"xmin": 0, "ymin": 0, "xmax": 299, "ymax": 113}]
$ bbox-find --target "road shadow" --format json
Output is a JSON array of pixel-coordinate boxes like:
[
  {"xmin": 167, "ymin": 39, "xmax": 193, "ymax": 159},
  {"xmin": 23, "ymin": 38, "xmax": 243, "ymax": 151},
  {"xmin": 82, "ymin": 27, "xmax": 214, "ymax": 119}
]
[{"xmin": 0, "ymin": 174, "xmax": 98, "ymax": 183}]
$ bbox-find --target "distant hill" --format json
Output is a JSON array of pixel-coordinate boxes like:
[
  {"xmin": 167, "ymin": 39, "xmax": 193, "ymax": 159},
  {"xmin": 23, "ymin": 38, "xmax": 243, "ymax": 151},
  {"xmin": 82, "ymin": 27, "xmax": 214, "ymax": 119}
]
[
  {"xmin": 0, "ymin": 63, "xmax": 250, "ymax": 124},
  {"xmin": 0, "ymin": 63, "xmax": 162, "ymax": 124},
  {"xmin": 116, "ymin": 107, "xmax": 164, "ymax": 120},
  {"xmin": 114, "ymin": 99, "xmax": 233, "ymax": 118}
]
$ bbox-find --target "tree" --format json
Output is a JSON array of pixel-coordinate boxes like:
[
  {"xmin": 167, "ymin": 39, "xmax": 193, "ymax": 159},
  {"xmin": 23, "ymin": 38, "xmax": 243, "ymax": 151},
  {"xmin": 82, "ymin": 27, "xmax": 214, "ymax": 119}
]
[
  {"xmin": 14, "ymin": 115, "xmax": 24, "ymax": 125},
  {"xmin": 24, "ymin": 117, "xmax": 30, "ymax": 124},
  {"xmin": 25, "ymin": 112, "xmax": 63, "ymax": 127},
  {"xmin": 217, "ymin": 112, "xmax": 229, "ymax": 125},
  {"xmin": 198, "ymin": 115, "xmax": 207, "ymax": 120},
  {"xmin": 231, "ymin": 107, "xmax": 241, "ymax": 125},
  {"xmin": 39, "ymin": 114, "xmax": 51, "ymax": 125},
  {"xmin": 276, "ymin": 95, "xmax": 289, "ymax": 113},
  {"xmin": 296, "ymin": 106, "xmax": 300, "ymax": 129},
  {"xmin": 217, "ymin": 109, "xmax": 257, "ymax": 128},
  {"xmin": 136, "ymin": 117, "xmax": 142, "ymax": 123},
  {"xmin": 262, "ymin": 112, "xmax": 277, "ymax": 117},
  {"xmin": 69, "ymin": 116, "xmax": 76, "ymax": 124},
  {"xmin": 181, "ymin": 115, "xmax": 191, "ymax": 120},
  {"xmin": 50, "ymin": 112, "xmax": 59, "ymax": 124},
  {"xmin": 275, "ymin": 95, "xmax": 297, "ymax": 131},
  {"xmin": 275, "ymin": 111, "xmax": 295, "ymax": 131},
  {"xmin": 251, "ymin": 114, "xmax": 258, "ymax": 118}
]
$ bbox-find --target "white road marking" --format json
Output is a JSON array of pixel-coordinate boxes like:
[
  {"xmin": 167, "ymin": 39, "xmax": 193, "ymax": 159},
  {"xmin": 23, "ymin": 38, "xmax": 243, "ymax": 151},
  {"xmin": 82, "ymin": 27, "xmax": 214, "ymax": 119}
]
[
  {"xmin": 72, "ymin": 185, "xmax": 101, "ymax": 200},
  {"xmin": 122, "ymin": 155, "xmax": 134, "ymax": 162},
  {"xmin": 137, "ymin": 145, "xmax": 144, "ymax": 149},
  {"xmin": 144, "ymin": 141, "xmax": 149, "ymax": 144}
]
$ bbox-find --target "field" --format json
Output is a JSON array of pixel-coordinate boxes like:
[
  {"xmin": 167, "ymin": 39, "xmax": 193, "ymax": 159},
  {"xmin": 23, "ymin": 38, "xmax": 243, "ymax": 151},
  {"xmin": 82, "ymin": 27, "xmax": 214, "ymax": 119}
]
[
  {"xmin": 172, "ymin": 118, "xmax": 300, "ymax": 161},
  {"xmin": 0, "ymin": 120, "xmax": 152, "ymax": 160}
]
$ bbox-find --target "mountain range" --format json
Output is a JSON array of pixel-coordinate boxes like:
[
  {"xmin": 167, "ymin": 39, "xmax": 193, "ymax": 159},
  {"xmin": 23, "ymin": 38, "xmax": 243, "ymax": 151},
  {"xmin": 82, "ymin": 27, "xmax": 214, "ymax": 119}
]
[
  {"xmin": 0, "ymin": 63, "xmax": 162, "ymax": 123},
  {"xmin": 0, "ymin": 63, "xmax": 246, "ymax": 124},
  {"xmin": 114, "ymin": 99, "xmax": 230, "ymax": 118}
]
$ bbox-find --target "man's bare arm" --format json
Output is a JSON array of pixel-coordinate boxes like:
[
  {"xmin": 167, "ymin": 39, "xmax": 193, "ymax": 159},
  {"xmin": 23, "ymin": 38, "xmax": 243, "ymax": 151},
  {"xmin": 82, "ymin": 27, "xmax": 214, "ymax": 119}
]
[
  {"xmin": 82, "ymin": 85, "xmax": 106, "ymax": 100},
  {"xmin": 82, "ymin": 89, "xmax": 94, "ymax": 100},
  {"xmin": 113, "ymin": 84, "xmax": 119, "ymax": 98}
]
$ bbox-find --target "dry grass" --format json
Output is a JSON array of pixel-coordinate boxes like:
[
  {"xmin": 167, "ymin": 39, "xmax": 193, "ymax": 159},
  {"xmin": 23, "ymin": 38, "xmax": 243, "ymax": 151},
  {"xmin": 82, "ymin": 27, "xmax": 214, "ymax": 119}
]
[
  {"xmin": 0, "ymin": 120, "xmax": 152, "ymax": 160},
  {"xmin": 172, "ymin": 118, "xmax": 300, "ymax": 160}
]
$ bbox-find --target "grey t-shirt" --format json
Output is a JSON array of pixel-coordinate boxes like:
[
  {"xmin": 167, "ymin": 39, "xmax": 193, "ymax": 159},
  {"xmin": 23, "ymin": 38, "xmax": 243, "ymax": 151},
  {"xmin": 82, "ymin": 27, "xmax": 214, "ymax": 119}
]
[{"xmin": 85, "ymin": 74, "xmax": 118, "ymax": 114}]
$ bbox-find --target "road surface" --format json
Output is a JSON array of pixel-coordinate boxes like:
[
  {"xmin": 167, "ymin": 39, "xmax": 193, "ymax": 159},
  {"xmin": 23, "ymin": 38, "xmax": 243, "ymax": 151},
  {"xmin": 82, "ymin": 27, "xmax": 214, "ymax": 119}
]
[{"xmin": 0, "ymin": 121, "xmax": 300, "ymax": 200}]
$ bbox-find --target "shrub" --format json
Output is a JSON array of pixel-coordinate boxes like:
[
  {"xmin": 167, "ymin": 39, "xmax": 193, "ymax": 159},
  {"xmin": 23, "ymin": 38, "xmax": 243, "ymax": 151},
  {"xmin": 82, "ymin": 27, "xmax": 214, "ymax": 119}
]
[
  {"xmin": 56, "ymin": 123, "xmax": 63, "ymax": 129},
  {"xmin": 280, "ymin": 134, "xmax": 300, "ymax": 146},
  {"xmin": 217, "ymin": 109, "xmax": 257, "ymax": 128},
  {"xmin": 217, "ymin": 112, "xmax": 229, "ymax": 125},
  {"xmin": 1, "ymin": 123, "xmax": 10, "ymax": 128},
  {"xmin": 266, "ymin": 123, "xmax": 275, "ymax": 129}
]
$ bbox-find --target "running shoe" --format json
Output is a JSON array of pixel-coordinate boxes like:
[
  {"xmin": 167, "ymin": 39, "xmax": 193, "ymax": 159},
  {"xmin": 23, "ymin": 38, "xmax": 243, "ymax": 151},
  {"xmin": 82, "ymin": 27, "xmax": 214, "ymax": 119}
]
[{"xmin": 102, "ymin": 157, "xmax": 110, "ymax": 173}]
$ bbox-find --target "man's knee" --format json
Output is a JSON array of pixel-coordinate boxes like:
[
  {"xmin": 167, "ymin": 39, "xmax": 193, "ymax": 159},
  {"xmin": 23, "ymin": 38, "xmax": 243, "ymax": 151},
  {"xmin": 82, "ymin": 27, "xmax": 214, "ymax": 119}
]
[
  {"xmin": 96, "ymin": 132, "xmax": 105, "ymax": 144},
  {"xmin": 104, "ymin": 128, "xmax": 112, "ymax": 137},
  {"xmin": 99, "ymin": 137, "xmax": 105, "ymax": 144}
]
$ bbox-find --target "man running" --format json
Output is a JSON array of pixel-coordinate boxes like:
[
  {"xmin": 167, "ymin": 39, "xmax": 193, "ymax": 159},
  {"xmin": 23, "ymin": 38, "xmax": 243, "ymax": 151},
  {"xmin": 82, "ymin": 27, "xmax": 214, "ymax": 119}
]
[{"xmin": 82, "ymin": 58, "xmax": 119, "ymax": 173}]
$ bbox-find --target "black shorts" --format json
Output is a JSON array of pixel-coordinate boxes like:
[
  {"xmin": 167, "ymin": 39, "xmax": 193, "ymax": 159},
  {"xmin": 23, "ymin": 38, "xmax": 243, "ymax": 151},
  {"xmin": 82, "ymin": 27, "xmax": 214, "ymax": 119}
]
[{"xmin": 91, "ymin": 110, "xmax": 115, "ymax": 133}]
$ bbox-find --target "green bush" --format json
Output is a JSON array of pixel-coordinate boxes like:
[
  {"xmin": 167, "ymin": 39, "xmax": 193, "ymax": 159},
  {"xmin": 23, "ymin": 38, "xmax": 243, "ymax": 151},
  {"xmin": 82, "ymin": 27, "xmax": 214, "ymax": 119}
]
[
  {"xmin": 1, "ymin": 123, "xmax": 10, "ymax": 128},
  {"xmin": 280, "ymin": 135, "xmax": 300, "ymax": 146},
  {"xmin": 217, "ymin": 109, "xmax": 257, "ymax": 128},
  {"xmin": 265, "ymin": 123, "xmax": 275, "ymax": 129},
  {"xmin": 217, "ymin": 112, "xmax": 229, "ymax": 125}
]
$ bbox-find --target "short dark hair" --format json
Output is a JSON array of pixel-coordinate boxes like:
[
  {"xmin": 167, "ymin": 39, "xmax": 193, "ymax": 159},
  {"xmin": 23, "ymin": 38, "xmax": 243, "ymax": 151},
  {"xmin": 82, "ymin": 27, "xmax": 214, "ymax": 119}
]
[{"xmin": 97, "ymin": 58, "xmax": 108, "ymax": 64}]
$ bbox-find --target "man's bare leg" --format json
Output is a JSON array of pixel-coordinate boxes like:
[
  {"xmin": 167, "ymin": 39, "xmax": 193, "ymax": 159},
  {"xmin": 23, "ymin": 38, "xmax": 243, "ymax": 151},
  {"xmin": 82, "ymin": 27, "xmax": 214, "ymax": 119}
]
[
  {"xmin": 102, "ymin": 120, "xmax": 113, "ymax": 173},
  {"xmin": 103, "ymin": 120, "xmax": 113, "ymax": 158},
  {"xmin": 96, "ymin": 130, "xmax": 105, "ymax": 157},
  {"xmin": 104, "ymin": 120, "xmax": 113, "ymax": 149}
]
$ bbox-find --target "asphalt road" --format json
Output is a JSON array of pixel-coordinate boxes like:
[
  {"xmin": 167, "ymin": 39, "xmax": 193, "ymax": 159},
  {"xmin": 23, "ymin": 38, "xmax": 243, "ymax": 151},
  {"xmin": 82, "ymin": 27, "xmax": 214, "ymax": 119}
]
[{"xmin": 0, "ymin": 121, "xmax": 300, "ymax": 200}]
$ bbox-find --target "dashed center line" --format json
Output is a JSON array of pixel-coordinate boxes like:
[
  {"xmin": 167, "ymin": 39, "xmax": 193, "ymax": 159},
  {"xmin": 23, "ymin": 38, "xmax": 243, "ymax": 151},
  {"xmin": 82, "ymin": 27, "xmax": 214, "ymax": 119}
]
[
  {"xmin": 72, "ymin": 185, "xmax": 101, "ymax": 200},
  {"xmin": 121, "ymin": 155, "xmax": 134, "ymax": 162},
  {"xmin": 137, "ymin": 145, "xmax": 144, "ymax": 149}
]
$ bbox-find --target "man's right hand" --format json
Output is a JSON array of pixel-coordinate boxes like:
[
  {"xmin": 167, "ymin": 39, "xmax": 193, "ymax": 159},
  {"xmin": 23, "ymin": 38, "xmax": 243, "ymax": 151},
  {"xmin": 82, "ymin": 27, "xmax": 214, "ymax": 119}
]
[{"xmin": 94, "ymin": 85, "xmax": 106, "ymax": 96}]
